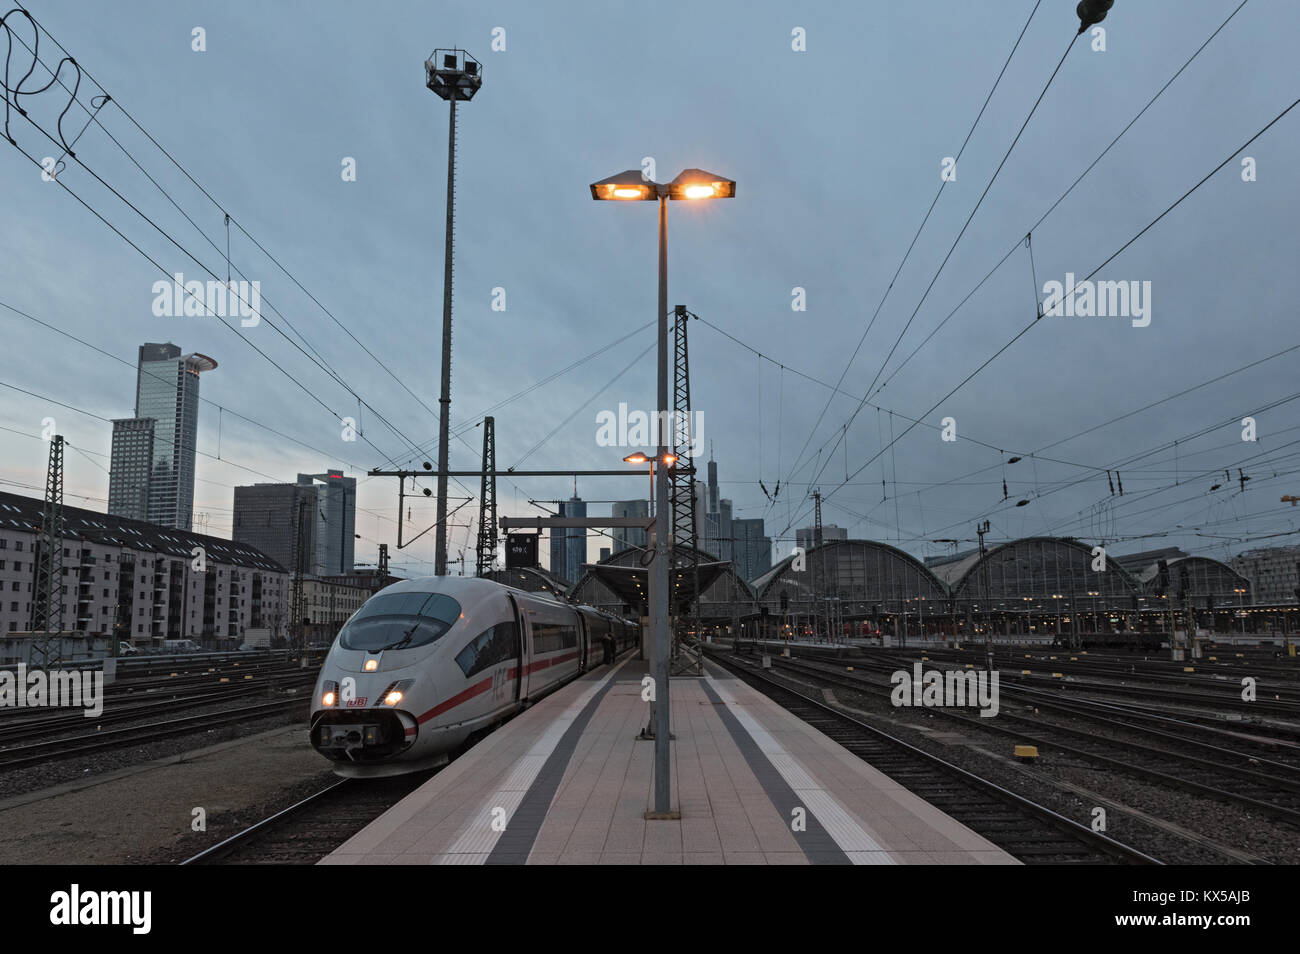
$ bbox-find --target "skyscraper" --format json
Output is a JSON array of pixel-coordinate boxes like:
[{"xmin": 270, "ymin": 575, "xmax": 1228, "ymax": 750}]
[
  {"xmin": 233, "ymin": 482, "xmax": 320, "ymax": 575},
  {"xmin": 108, "ymin": 343, "xmax": 216, "ymax": 530},
  {"xmin": 695, "ymin": 456, "xmax": 732, "ymax": 560},
  {"xmin": 548, "ymin": 494, "xmax": 586, "ymax": 583},
  {"xmin": 732, "ymin": 516, "xmax": 772, "ymax": 582},
  {"xmin": 107, "ymin": 418, "xmax": 155, "ymax": 522},
  {"xmin": 231, "ymin": 467, "xmax": 355, "ymax": 577},
  {"xmin": 611, "ymin": 499, "xmax": 649, "ymax": 553},
  {"xmin": 299, "ymin": 470, "xmax": 356, "ymax": 575}
]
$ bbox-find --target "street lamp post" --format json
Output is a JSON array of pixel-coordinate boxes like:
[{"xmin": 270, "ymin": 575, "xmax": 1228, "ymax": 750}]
[
  {"xmin": 593, "ymin": 167, "xmax": 735, "ymax": 817},
  {"xmin": 624, "ymin": 449, "xmax": 676, "ymax": 675},
  {"xmin": 623, "ymin": 451, "xmax": 663, "ymax": 519}
]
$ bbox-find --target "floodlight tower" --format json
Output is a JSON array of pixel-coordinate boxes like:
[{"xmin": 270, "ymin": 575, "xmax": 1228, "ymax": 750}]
[{"xmin": 425, "ymin": 47, "xmax": 483, "ymax": 576}]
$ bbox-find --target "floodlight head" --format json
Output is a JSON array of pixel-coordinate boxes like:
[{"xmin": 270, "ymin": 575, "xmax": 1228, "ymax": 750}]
[
  {"xmin": 623, "ymin": 452, "xmax": 651, "ymax": 464},
  {"xmin": 667, "ymin": 168, "xmax": 736, "ymax": 200},
  {"xmin": 591, "ymin": 169, "xmax": 659, "ymax": 201},
  {"xmin": 426, "ymin": 48, "xmax": 484, "ymax": 101}
]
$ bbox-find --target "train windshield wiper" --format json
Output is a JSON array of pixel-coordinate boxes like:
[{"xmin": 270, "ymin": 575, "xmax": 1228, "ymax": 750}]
[{"xmin": 385, "ymin": 625, "xmax": 418, "ymax": 651}]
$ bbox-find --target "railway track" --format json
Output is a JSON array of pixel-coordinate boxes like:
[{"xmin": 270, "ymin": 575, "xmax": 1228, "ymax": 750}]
[
  {"xmin": 800, "ymin": 650, "xmax": 1300, "ymax": 749},
  {"xmin": 0, "ymin": 672, "xmax": 317, "ymax": 742},
  {"xmin": 702, "ymin": 648, "xmax": 1160, "ymax": 865},
  {"xmin": 0, "ymin": 697, "xmax": 307, "ymax": 769},
  {"xmin": 839, "ymin": 647, "xmax": 1300, "ymax": 722},
  {"xmin": 181, "ymin": 772, "xmax": 435, "ymax": 865},
  {"xmin": 765, "ymin": 653, "xmax": 1300, "ymax": 828},
  {"xmin": 0, "ymin": 659, "xmax": 322, "ymax": 724}
]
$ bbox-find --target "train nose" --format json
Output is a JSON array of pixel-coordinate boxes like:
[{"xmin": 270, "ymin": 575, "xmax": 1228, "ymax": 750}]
[
  {"xmin": 311, "ymin": 671, "xmax": 426, "ymax": 763},
  {"xmin": 313, "ymin": 709, "xmax": 414, "ymax": 761}
]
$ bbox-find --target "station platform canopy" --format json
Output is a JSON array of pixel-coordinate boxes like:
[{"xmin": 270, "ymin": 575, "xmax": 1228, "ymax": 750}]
[{"xmin": 581, "ymin": 560, "xmax": 732, "ymax": 615}]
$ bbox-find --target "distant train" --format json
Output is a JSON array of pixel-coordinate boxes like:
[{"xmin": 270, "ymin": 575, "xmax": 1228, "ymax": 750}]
[{"xmin": 310, "ymin": 577, "xmax": 637, "ymax": 777}]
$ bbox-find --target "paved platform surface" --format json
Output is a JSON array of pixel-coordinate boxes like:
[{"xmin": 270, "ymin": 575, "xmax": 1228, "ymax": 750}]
[{"xmin": 321, "ymin": 657, "xmax": 1018, "ymax": 865}]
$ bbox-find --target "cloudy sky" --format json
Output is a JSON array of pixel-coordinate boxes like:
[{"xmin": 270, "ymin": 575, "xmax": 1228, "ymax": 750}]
[{"xmin": 1, "ymin": 0, "xmax": 1297, "ymax": 576}]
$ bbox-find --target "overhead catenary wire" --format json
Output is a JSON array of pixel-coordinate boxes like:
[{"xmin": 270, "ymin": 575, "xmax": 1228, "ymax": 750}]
[
  {"xmin": 796, "ymin": 27, "xmax": 1081, "ymax": 505},
  {"xmin": 777, "ymin": 94, "xmax": 1300, "ymax": 541},
  {"xmin": 0, "ymin": 16, "xmax": 485, "ymax": 504},
  {"xmin": 783, "ymin": 1, "xmax": 1257, "ymax": 505},
  {"xmin": 775, "ymin": 0, "xmax": 1047, "ymax": 514},
  {"xmin": 868, "ymin": 0, "xmax": 1254, "ymax": 400}
]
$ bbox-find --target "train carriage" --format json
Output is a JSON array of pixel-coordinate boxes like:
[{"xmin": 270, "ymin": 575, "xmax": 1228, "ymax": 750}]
[{"xmin": 310, "ymin": 576, "xmax": 635, "ymax": 777}]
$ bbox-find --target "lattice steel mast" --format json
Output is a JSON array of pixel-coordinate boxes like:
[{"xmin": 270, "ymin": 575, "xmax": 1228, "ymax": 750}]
[
  {"xmin": 475, "ymin": 416, "xmax": 497, "ymax": 577},
  {"xmin": 813, "ymin": 489, "xmax": 824, "ymax": 641},
  {"xmin": 30, "ymin": 434, "xmax": 65, "ymax": 668},
  {"xmin": 669, "ymin": 306, "xmax": 702, "ymax": 672},
  {"xmin": 289, "ymin": 495, "xmax": 308, "ymax": 649}
]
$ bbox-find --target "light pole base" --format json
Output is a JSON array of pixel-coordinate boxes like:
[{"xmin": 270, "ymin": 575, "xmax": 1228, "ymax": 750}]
[
  {"xmin": 643, "ymin": 810, "xmax": 681, "ymax": 821},
  {"xmin": 636, "ymin": 728, "xmax": 675, "ymax": 740}
]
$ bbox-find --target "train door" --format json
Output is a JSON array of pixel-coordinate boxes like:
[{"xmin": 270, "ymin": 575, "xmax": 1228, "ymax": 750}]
[
  {"xmin": 577, "ymin": 611, "xmax": 591, "ymax": 672},
  {"xmin": 506, "ymin": 593, "xmax": 525, "ymax": 703}
]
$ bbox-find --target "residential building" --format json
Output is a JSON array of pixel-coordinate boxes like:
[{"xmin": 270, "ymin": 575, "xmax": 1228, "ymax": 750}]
[{"xmin": 0, "ymin": 489, "xmax": 287, "ymax": 650}]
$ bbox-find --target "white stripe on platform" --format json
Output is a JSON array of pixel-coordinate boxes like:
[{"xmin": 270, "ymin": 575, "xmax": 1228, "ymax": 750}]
[
  {"xmin": 435, "ymin": 660, "xmax": 627, "ymax": 864},
  {"xmin": 706, "ymin": 674, "xmax": 894, "ymax": 864}
]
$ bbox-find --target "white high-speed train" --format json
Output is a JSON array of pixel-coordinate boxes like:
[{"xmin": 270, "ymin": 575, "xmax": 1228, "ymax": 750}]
[{"xmin": 310, "ymin": 576, "xmax": 637, "ymax": 777}]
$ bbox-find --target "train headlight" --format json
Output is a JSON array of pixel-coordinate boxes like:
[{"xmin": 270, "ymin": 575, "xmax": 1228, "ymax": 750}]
[
  {"xmin": 322, "ymin": 680, "xmax": 339, "ymax": 707},
  {"xmin": 364, "ymin": 658, "xmax": 379, "ymax": 672},
  {"xmin": 379, "ymin": 680, "xmax": 413, "ymax": 707}
]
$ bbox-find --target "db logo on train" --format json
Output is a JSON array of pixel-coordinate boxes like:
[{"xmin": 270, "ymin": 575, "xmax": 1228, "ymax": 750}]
[{"xmin": 346, "ymin": 697, "xmax": 369, "ymax": 707}]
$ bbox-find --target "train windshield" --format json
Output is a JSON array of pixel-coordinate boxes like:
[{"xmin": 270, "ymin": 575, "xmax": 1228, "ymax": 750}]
[{"xmin": 338, "ymin": 592, "xmax": 462, "ymax": 652}]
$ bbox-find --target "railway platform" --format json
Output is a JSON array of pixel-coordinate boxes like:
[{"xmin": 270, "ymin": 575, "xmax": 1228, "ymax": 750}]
[{"xmin": 320, "ymin": 656, "xmax": 1017, "ymax": 865}]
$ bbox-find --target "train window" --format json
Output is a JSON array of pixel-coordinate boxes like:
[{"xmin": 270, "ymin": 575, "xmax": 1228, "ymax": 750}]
[
  {"xmin": 338, "ymin": 591, "xmax": 462, "ymax": 651},
  {"xmin": 454, "ymin": 622, "xmax": 518, "ymax": 678},
  {"xmin": 531, "ymin": 621, "xmax": 578, "ymax": 655}
]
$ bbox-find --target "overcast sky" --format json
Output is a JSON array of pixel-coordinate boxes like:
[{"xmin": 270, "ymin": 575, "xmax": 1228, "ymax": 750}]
[{"xmin": 1, "ymin": 0, "xmax": 1297, "ymax": 576}]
